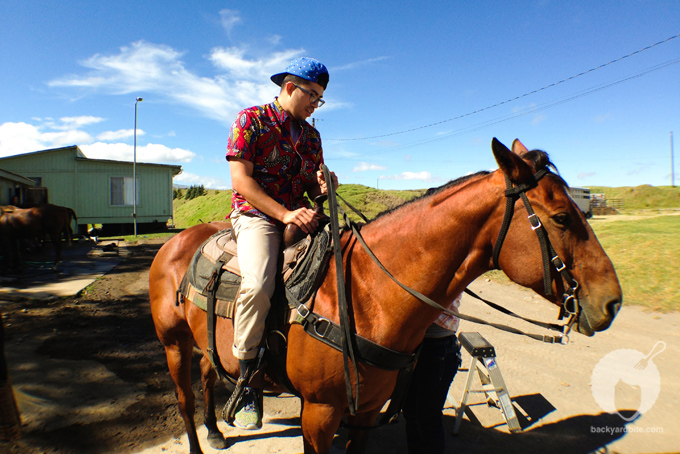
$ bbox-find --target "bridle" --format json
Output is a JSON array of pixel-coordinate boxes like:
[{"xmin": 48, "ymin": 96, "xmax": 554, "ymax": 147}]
[
  {"xmin": 491, "ymin": 168, "xmax": 581, "ymax": 337},
  {"xmin": 324, "ymin": 164, "xmax": 582, "ymax": 346},
  {"xmin": 317, "ymin": 164, "xmax": 583, "ymax": 417}
]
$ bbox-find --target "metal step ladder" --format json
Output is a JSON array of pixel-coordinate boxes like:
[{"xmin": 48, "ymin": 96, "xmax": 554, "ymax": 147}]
[{"xmin": 452, "ymin": 332, "xmax": 521, "ymax": 434}]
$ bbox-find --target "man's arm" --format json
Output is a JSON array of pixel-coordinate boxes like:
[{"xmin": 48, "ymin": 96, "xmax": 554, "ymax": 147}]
[{"xmin": 229, "ymin": 157, "xmax": 319, "ymax": 233}]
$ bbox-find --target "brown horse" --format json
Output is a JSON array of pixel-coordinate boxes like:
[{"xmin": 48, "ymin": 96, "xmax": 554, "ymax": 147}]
[
  {"xmin": 149, "ymin": 138, "xmax": 622, "ymax": 454},
  {"xmin": 0, "ymin": 203, "xmax": 77, "ymax": 269}
]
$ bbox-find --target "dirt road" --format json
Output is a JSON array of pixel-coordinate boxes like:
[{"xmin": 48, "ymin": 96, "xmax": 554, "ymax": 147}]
[{"xmin": 1, "ymin": 238, "xmax": 678, "ymax": 454}]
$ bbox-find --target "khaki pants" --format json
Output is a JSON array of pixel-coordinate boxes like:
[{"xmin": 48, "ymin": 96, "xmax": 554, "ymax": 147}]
[{"xmin": 230, "ymin": 212, "xmax": 281, "ymax": 360}]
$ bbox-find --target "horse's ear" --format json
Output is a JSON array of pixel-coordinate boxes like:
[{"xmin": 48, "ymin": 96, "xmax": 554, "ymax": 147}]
[
  {"xmin": 492, "ymin": 137, "xmax": 534, "ymax": 183},
  {"xmin": 511, "ymin": 138, "xmax": 529, "ymax": 155}
]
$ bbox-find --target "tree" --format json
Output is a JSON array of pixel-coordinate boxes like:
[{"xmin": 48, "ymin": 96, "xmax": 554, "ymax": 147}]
[{"xmin": 184, "ymin": 185, "xmax": 207, "ymax": 200}]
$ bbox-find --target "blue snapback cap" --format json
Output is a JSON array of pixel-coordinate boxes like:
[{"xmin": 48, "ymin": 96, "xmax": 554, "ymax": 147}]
[{"xmin": 271, "ymin": 57, "xmax": 329, "ymax": 89}]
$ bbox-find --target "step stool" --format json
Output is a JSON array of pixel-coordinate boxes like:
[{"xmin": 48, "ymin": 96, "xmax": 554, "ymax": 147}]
[{"xmin": 452, "ymin": 332, "xmax": 521, "ymax": 434}]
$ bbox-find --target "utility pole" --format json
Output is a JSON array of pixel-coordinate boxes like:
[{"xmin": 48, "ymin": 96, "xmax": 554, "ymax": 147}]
[
  {"xmin": 671, "ymin": 131, "xmax": 675, "ymax": 188},
  {"xmin": 134, "ymin": 97, "xmax": 143, "ymax": 236}
]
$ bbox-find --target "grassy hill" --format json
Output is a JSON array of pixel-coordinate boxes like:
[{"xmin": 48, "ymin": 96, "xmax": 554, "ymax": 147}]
[
  {"xmin": 172, "ymin": 184, "xmax": 427, "ymax": 228},
  {"xmin": 173, "ymin": 183, "xmax": 680, "ymax": 228},
  {"xmin": 173, "ymin": 189, "xmax": 233, "ymax": 227},
  {"xmin": 587, "ymin": 185, "xmax": 680, "ymax": 210}
]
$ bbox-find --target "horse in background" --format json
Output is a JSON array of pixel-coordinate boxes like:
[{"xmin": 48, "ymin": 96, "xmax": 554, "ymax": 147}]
[{"xmin": 0, "ymin": 204, "xmax": 78, "ymax": 270}]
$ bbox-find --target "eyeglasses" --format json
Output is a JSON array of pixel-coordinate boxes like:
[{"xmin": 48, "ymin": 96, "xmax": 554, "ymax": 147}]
[{"xmin": 292, "ymin": 84, "xmax": 325, "ymax": 107}]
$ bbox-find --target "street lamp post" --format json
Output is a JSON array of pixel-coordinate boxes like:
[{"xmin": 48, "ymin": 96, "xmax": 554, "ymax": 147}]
[{"xmin": 133, "ymin": 97, "xmax": 143, "ymax": 236}]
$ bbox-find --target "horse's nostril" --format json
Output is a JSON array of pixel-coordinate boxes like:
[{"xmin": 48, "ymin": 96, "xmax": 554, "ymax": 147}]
[{"xmin": 606, "ymin": 299, "xmax": 622, "ymax": 318}]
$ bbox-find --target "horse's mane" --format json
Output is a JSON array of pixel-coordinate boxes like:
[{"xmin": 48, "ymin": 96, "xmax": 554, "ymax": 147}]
[
  {"xmin": 363, "ymin": 148, "xmax": 567, "ymax": 225},
  {"xmin": 368, "ymin": 171, "xmax": 490, "ymax": 223}
]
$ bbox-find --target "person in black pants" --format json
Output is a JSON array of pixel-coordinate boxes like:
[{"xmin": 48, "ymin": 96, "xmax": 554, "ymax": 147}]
[{"xmin": 402, "ymin": 294, "xmax": 462, "ymax": 454}]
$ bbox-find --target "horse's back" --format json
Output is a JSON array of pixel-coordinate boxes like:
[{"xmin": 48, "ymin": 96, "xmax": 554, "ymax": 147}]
[{"xmin": 149, "ymin": 222, "xmax": 231, "ymax": 336}]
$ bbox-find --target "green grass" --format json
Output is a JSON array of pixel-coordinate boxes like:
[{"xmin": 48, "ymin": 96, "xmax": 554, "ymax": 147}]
[
  {"xmin": 173, "ymin": 189, "xmax": 233, "ymax": 228},
  {"xmin": 589, "ymin": 215, "xmax": 679, "ymax": 312},
  {"xmin": 587, "ymin": 185, "xmax": 680, "ymax": 211},
  {"xmin": 335, "ymin": 184, "xmax": 425, "ymax": 221}
]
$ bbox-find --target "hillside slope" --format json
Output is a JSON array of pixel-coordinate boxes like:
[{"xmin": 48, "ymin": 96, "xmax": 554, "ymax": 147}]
[{"xmin": 173, "ymin": 184, "xmax": 679, "ymax": 228}]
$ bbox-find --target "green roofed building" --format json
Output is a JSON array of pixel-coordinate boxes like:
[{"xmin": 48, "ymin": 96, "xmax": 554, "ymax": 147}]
[{"xmin": 0, "ymin": 145, "xmax": 182, "ymax": 234}]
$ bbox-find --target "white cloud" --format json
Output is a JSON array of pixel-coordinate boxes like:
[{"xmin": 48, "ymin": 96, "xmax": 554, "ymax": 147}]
[
  {"xmin": 174, "ymin": 171, "xmax": 230, "ymax": 190},
  {"xmin": 0, "ymin": 120, "xmax": 94, "ymax": 156},
  {"xmin": 219, "ymin": 9, "xmax": 241, "ymax": 35},
  {"xmin": 48, "ymin": 41, "xmax": 304, "ymax": 123},
  {"xmin": 0, "ymin": 116, "xmax": 193, "ymax": 167},
  {"xmin": 333, "ymin": 56, "xmax": 390, "ymax": 71},
  {"xmin": 97, "ymin": 129, "xmax": 138, "ymax": 141},
  {"xmin": 381, "ymin": 171, "xmax": 435, "ymax": 181},
  {"xmin": 40, "ymin": 129, "xmax": 94, "ymax": 147},
  {"xmin": 52, "ymin": 116, "xmax": 105, "ymax": 130},
  {"xmin": 81, "ymin": 142, "xmax": 196, "ymax": 164},
  {"xmin": 0, "ymin": 122, "xmax": 45, "ymax": 156},
  {"xmin": 352, "ymin": 162, "xmax": 387, "ymax": 172},
  {"xmin": 532, "ymin": 114, "xmax": 547, "ymax": 125}
]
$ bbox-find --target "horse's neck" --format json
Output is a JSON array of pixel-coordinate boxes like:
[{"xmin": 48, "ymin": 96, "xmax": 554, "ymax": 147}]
[
  {"xmin": 337, "ymin": 173, "xmax": 501, "ymax": 352},
  {"xmin": 371, "ymin": 174, "xmax": 497, "ymax": 274}
]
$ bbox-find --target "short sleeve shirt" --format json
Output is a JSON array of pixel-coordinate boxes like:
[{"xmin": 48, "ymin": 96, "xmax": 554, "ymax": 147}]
[
  {"xmin": 226, "ymin": 98, "xmax": 324, "ymax": 224},
  {"xmin": 433, "ymin": 293, "xmax": 461, "ymax": 332}
]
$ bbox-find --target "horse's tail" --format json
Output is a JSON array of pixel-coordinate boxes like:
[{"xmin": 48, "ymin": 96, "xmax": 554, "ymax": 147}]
[{"xmin": 64, "ymin": 208, "xmax": 77, "ymax": 245}]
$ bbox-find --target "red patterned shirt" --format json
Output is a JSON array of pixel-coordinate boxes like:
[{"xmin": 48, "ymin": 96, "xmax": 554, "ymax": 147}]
[{"xmin": 226, "ymin": 98, "xmax": 324, "ymax": 225}]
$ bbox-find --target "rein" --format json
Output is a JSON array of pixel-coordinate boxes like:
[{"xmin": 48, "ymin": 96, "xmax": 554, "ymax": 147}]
[
  {"xmin": 328, "ymin": 165, "xmax": 579, "ymax": 343},
  {"xmin": 323, "ymin": 165, "xmax": 361, "ymax": 416}
]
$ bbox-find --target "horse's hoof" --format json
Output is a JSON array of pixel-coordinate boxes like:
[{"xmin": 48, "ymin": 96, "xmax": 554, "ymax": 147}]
[{"xmin": 207, "ymin": 432, "xmax": 230, "ymax": 450}]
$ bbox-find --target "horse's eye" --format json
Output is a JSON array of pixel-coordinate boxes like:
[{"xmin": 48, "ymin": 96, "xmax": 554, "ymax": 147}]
[{"xmin": 552, "ymin": 213, "xmax": 571, "ymax": 227}]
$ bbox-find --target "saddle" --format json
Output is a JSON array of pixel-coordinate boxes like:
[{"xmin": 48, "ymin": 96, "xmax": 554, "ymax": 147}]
[{"xmin": 177, "ymin": 221, "xmax": 333, "ymax": 320}]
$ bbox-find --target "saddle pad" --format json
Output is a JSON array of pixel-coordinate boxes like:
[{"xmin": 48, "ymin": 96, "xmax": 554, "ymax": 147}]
[
  {"xmin": 179, "ymin": 229, "xmax": 241, "ymax": 319},
  {"xmin": 178, "ymin": 224, "xmax": 333, "ymax": 320}
]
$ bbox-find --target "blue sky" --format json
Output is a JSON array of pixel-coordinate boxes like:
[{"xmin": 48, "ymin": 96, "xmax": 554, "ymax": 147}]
[{"xmin": 1, "ymin": 1, "xmax": 678, "ymax": 190}]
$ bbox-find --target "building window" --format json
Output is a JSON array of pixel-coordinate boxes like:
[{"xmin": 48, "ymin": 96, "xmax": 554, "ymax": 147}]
[{"xmin": 110, "ymin": 176, "xmax": 139, "ymax": 206}]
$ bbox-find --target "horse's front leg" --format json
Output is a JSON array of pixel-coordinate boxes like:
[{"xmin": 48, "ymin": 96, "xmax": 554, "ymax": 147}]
[
  {"xmin": 300, "ymin": 400, "xmax": 344, "ymax": 454},
  {"xmin": 345, "ymin": 409, "xmax": 381, "ymax": 454},
  {"xmin": 199, "ymin": 355, "xmax": 229, "ymax": 449}
]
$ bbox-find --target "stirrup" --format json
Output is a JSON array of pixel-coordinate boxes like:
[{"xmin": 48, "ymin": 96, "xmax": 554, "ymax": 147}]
[
  {"xmin": 222, "ymin": 357, "xmax": 260, "ymax": 424},
  {"xmin": 222, "ymin": 376, "xmax": 247, "ymax": 424}
]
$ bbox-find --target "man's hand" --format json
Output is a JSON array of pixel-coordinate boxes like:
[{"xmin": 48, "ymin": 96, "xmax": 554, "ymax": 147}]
[
  {"xmin": 316, "ymin": 170, "xmax": 339, "ymax": 195},
  {"xmin": 282, "ymin": 207, "xmax": 319, "ymax": 234}
]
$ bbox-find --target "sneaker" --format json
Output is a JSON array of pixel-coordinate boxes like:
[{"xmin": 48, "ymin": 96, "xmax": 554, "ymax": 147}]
[{"xmin": 233, "ymin": 387, "xmax": 262, "ymax": 430}]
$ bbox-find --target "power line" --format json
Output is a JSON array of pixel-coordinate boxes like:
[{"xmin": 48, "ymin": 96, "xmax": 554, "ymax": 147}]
[
  {"xmin": 328, "ymin": 32, "xmax": 680, "ymax": 142},
  {"xmin": 325, "ymin": 57, "xmax": 680, "ymax": 158}
]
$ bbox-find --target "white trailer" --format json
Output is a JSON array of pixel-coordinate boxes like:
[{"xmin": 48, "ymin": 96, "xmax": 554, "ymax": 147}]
[{"xmin": 568, "ymin": 187, "xmax": 592, "ymax": 218}]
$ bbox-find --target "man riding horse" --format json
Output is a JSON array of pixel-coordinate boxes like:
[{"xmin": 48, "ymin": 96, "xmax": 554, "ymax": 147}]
[{"xmin": 226, "ymin": 57, "xmax": 338, "ymax": 429}]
